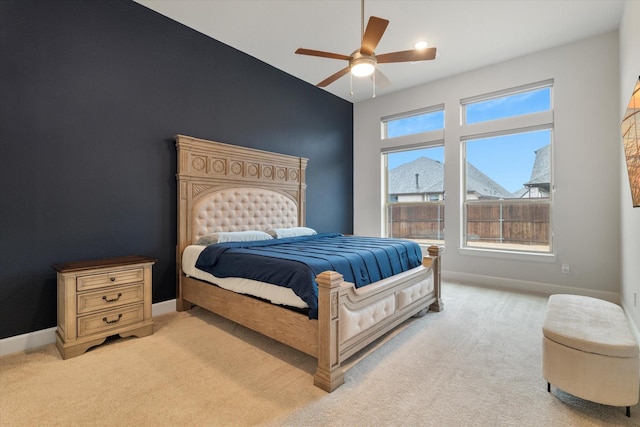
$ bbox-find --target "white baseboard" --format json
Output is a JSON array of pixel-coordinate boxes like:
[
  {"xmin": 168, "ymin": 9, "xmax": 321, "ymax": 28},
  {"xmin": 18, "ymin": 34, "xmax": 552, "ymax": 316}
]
[
  {"xmin": 441, "ymin": 270, "xmax": 620, "ymax": 303},
  {"xmin": 152, "ymin": 299, "xmax": 177, "ymax": 317},
  {"xmin": 0, "ymin": 326, "xmax": 58, "ymax": 357},
  {"xmin": 0, "ymin": 299, "xmax": 176, "ymax": 357}
]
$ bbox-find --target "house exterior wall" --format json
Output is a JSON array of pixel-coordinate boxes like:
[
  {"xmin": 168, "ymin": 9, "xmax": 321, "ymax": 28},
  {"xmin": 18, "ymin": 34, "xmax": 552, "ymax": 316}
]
[
  {"xmin": 355, "ymin": 31, "xmax": 621, "ymax": 300},
  {"xmin": 397, "ymin": 195, "xmax": 428, "ymax": 202}
]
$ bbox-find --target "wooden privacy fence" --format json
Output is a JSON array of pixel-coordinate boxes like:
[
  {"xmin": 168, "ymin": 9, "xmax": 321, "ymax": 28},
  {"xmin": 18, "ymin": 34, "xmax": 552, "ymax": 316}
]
[
  {"xmin": 466, "ymin": 201, "xmax": 549, "ymax": 245},
  {"xmin": 388, "ymin": 201, "xmax": 550, "ymax": 246},
  {"xmin": 387, "ymin": 203, "xmax": 445, "ymax": 240}
]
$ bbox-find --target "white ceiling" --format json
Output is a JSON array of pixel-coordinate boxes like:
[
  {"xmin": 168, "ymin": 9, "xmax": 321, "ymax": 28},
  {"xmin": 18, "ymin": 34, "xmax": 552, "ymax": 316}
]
[{"xmin": 135, "ymin": 0, "xmax": 624, "ymax": 103}]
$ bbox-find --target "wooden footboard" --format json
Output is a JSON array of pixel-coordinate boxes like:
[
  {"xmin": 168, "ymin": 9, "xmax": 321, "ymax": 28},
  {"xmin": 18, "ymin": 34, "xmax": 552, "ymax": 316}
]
[
  {"xmin": 314, "ymin": 245, "xmax": 442, "ymax": 391},
  {"xmin": 177, "ymin": 245, "xmax": 441, "ymax": 392}
]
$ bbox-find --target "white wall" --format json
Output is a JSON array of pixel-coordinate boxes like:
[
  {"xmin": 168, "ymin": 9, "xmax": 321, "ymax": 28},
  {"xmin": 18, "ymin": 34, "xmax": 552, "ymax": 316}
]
[
  {"xmin": 619, "ymin": 0, "xmax": 640, "ymax": 333},
  {"xmin": 354, "ymin": 31, "xmax": 621, "ymax": 300}
]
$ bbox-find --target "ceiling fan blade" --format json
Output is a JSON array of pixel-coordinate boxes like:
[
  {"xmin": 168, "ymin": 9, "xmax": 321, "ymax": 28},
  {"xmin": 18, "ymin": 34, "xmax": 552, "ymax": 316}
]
[
  {"xmin": 317, "ymin": 67, "xmax": 351, "ymax": 87},
  {"xmin": 376, "ymin": 47, "xmax": 437, "ymax": 64},
  {"xmin": 372, "ymin": 68, "xmax": 392, "ymax": 88},
  {"xmin": 295, "ymin": 48, "xmax": 351, "ymax": 61},
  {"xmin": 360, "ymin": 16, "xmax": 389, "ymax": 56}
]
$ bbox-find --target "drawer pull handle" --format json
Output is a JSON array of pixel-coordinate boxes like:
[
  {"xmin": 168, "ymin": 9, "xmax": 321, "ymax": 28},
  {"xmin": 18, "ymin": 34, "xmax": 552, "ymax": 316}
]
[
  {"xmin": 110, "ymin": 277, "xmax": 116, "ymax": 282},
  {"xmin": 103, "ymin": 314, "xmax": 122, "ymax": 324},
  {"xmin": 102, "ymin": 293, "xmax": 122, "ymax": 303}
]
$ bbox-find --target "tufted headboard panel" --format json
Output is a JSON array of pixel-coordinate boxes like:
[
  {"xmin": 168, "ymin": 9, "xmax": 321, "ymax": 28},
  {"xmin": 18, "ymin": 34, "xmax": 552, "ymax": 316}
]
[
  {"xmin": 191, "ymin": 187, "xmax": 299, "ymax": 242},
  {"xmin": 175, "ymin": 134, "xmax": 308, "ymax": 258}
]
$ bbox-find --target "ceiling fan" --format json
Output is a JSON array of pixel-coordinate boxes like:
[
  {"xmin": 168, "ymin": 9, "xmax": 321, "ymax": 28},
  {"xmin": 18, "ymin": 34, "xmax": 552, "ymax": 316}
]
[{"xmin": 295, "ymin": 0, "xmax": 437, "ymax": 90}]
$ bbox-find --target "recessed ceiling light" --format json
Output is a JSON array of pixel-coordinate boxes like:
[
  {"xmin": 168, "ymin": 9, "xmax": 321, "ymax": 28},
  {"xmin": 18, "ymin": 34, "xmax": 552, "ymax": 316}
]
[{"xmin": 414, "ymin": 41, "xmax": 429, "ymax": 50}]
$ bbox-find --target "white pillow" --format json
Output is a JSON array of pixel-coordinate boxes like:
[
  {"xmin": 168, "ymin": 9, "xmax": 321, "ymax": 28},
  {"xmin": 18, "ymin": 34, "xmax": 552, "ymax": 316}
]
[
  {"xmin": 196, "ymin": 230, "xmax": 273, "ymax": 245},
  {"xmin": 266, "ymin": 227, "xmax": 317, "ymax": 238}
]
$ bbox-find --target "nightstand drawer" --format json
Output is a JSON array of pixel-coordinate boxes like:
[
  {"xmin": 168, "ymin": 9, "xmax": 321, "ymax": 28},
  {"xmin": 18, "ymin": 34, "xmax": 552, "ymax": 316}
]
[
  {"xmin": 77, "ymin": 304, "xmax": 144, "ymax": 337},
  {"xmin": 76, "ymin": 268, "xmax": 144, "ymax": 292},
  {"xmin": 77, "ymin": 283, "xmax": 144, "ymax": 315}
]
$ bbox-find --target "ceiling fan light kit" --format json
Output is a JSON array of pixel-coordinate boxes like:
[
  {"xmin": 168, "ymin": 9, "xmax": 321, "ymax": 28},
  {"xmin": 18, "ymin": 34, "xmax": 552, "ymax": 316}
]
[
  {"xmin": 350, "ymin": 53, "xmax": 376, "ymax": 77},
  {"xmin": 294, "ymin": 0, "xmax": 437, "ymax": 95}
]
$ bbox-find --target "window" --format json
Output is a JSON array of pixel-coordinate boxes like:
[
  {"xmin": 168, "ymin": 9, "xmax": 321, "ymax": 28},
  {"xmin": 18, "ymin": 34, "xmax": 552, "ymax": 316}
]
[
  {"xmin": 382, "ymin": 106, "xmax": 444, "ymax": 139},
  {"xmin": 382, "ymin": 105, "xmax": 445, "ymax": 244},
  {"xmin": 384, "ymin": 145, "xmax": 445, "ymax": 244},
  {"xmin": 464, "ymin": 86, "xmax": 551, "ymax": 124},
  {"xmin": 461, "ymin": 81, "xmax": 553, "ymax": 253}
]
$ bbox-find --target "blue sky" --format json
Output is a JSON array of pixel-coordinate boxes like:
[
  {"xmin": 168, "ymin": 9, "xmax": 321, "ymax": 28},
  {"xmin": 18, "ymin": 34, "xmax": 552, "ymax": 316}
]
[
  {"xmin": 387, "ymin": 87, "xmax": 551, "ymax": 194},
  {"xmin": 465, "ymin": 130, "xmax": 550, "ymax": 193}
]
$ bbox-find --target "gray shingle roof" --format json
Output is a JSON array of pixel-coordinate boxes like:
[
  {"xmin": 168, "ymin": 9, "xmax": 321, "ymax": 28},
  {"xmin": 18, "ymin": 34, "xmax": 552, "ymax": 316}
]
[
  {"xmin": 388, "ymin": 157, "xmax": 444, "ymax": 194},
  {"xmin": 525, "ymin": 144, "xmax": 550, "ymax": 186},
  {"xmin": 465, "ymin": 162, "xmax": 513, "ymax": 198},
  {"xmin": 388, "ymin": 156, "xmax": 513, "ymax": 199}
]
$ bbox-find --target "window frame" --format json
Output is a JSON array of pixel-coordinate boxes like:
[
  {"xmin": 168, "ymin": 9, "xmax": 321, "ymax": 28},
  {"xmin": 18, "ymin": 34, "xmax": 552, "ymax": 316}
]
[
  {"xmin": 460, "ymin": 80, "xmax": 555, "ymax": 256},
  {"xmin": 460, "ymin": 80, "xmax": 553, "ymax": 125},
  {"xmin": 381, "ymin": 104, "xmax": 445, "ymax": 140},
  {"xmin": 382, "ymin": 139, "xmax": 445, "ymax": 245}
]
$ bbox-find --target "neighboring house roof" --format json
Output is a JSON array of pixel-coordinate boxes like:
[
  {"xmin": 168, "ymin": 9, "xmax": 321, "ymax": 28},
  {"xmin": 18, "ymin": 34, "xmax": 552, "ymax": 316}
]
[
  {"xmin": 389, "ymin": 156, "xmax": 512, "ymax": 199},
  {"xmin": 465, "ymin": 162, "xmax": 513, "ymax": 198},
  {"xmin": 525, "ymin": 144, "xmax": 551, "ymax": 186},
  {"xmin": 512, "ymin": 187, "xmax": 529, "ymax": 198},
  {"xmin": 388, "ymin": 157, "xmax": 444, "ymax": 194}
]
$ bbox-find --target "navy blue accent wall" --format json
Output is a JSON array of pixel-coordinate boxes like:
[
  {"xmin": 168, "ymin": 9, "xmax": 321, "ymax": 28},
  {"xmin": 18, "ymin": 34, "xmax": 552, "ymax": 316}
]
[{"xmin": 0, "ymin": 0, "xmax": 353, "ymax": 339}]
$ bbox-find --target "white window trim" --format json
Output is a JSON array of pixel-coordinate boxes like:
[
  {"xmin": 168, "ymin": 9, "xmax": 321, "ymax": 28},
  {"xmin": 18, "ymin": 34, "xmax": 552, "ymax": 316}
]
[
  {"xmin": 382, "ymin": 138, "xmax": 446, "ymax": 241},
  {"xmin": 460, "ymin": 83, "xmax": 554, "ymax": 257},
  {"xmin": 460, "ymin": 111, "xmax": 553, "ymax": 141},
  {"xmin": 460, "ymin": 79, "xmax": 553, "ymax": 109},
  {"xmin": 381, "ymin": 131, "xmax": 445, "ymax": 153},
  {"xmin": 381, "ymin": 104, "xmax": 445, "ymax": 140},
  {"xmin": 458, "ymin": 246, "xmax": 557, "ymax": 262}
]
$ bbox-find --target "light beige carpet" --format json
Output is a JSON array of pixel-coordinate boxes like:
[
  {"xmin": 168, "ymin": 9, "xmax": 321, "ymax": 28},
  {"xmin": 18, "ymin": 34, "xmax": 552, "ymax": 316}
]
[{"xmin": 1, "ymin": 282, "xmax": 637, "ymax": 426}]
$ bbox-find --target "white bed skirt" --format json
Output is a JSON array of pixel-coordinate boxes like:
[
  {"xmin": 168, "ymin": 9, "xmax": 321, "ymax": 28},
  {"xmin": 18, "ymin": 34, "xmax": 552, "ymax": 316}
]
[{"xmin": 182, "ymin": 245, "xmax": 308, "ymax": 309}]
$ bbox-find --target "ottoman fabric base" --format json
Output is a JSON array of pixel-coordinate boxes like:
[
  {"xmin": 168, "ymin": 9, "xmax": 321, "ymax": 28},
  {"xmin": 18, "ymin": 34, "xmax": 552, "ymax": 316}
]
[{"xmin": 543, "ymin": 336, "xmax": 639, "ymax": 407}]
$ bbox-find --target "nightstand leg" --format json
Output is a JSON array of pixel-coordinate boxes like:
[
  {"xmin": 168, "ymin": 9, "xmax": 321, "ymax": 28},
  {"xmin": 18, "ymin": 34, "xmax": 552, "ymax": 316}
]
[
  {"xmin": 56, "ymin": 334, "xmax": 106, "ymax": 359},
  {"xmin": 120, "ymin": 323, "xmax": 153, "ymax": 339}
]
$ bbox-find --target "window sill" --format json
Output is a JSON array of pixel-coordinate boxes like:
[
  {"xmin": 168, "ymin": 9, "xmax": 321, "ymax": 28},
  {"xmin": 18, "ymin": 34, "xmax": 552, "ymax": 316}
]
[{"xmin": 458, "ymin": 247, "xmax": 557, "ymax": 263}]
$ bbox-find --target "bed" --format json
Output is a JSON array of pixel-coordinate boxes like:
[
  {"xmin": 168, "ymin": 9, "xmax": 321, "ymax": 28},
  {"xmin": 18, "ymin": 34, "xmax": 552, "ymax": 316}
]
[{"xmin": 175, "ymin": 134, "xmax": 443, "ymax": 391}]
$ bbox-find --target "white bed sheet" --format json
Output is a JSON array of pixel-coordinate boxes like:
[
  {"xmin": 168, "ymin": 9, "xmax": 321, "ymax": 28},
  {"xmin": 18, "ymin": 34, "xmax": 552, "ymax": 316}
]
[{"xmin": 182, "ymin": 245, "xmax": 309, "ymax": 309}]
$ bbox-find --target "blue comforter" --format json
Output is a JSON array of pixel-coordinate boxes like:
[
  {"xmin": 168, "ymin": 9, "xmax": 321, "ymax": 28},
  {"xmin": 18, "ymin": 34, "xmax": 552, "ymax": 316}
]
[{"xmin": 195, "ymin": 233, "xmax": 423, "ymax": 319}]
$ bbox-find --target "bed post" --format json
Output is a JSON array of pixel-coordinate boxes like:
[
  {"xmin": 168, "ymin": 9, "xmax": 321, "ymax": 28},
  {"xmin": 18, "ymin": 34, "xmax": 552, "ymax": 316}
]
[
  {"xmin": 175, "ymin": 245, "xmax": 193, "ymax": 312},
  {"xmin": 175, "ymin": 141, "xmax": 192, "ymax": 312},
  {"xmin": 314, "ymin": 270, "xmax": 345, "ymax": 392},
  {"xmin": 427, "ymin": 245, "xmax": 443, "ymax": 312}
]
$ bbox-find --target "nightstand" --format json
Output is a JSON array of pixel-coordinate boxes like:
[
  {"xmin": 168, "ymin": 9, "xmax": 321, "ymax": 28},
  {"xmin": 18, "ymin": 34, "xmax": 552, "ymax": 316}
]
[{"xmin": 53, "ymin": 255, "xmax": 156, "ymax": 359}]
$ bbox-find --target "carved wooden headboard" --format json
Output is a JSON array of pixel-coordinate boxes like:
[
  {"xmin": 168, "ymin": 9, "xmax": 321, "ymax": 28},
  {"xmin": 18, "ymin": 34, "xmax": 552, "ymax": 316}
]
[{"xmin": 175, "ymin": 134, "xmax": 308, "ymax": 257}]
